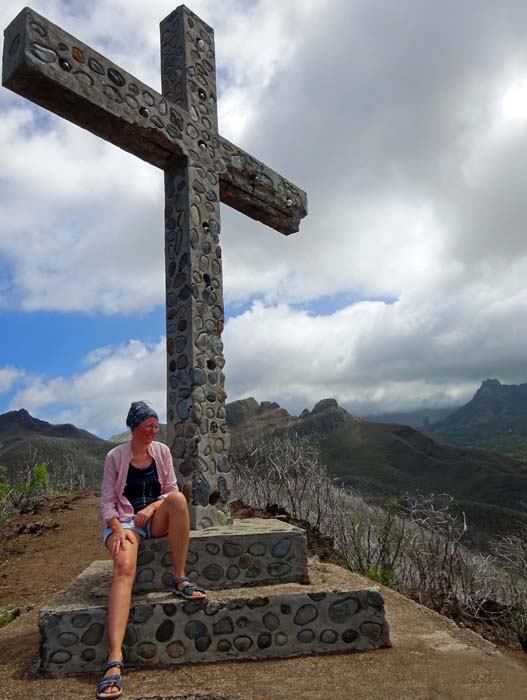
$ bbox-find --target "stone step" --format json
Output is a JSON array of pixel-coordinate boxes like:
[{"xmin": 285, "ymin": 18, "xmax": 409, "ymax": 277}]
[
  {"xmin": 39, "ymin": 561, "xmax": 391, "ymax": 676},
  {"xmin": 133, "ymin": 518, "xmax": 309, "ymax": 593}
]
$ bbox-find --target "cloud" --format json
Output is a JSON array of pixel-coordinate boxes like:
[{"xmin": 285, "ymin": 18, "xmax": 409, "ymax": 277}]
[
  {"xmin": 9, "ymin": 269, "xmax": 527, "ymax": 435},
  {"xmin": 9, "ymin": 339, "xmax": 166, "ymax": 436},
  {"xmin": 0, "ymin": 366, "xmax": 24, "ymax": 395}
]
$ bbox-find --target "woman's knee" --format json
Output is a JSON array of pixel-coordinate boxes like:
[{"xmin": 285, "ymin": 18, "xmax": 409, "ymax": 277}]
[
  {"xmin": 166, "ymin": 491, "xmax": 188, "ymax": 513},
  {"xmin": 113, "ymin": 554, "xmax": 137, "ymax": 579}
]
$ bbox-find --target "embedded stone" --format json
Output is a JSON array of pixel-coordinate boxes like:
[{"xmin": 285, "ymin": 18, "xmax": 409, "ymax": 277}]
[
  {"xmin": 73, "ymin": 70, "xmax": 94, "ymax": 86},
  {"xmin": 71, "ymin": 614, "xmax": 91, "ymax": 628},
  {"xmin": 213, "ymin": 617, "xmax": 233, "ymax": 635},
  {"xmin": 234, "ymin": 636, "xmax": 252, "ymax": 652},
  {"xmin": 328, "ymin": 598, "xmax": 359, "ymax": 624},
  {"xmin": 218, "ymin": 477, "xmax": 229, "ymax": 503},
  {"xmin": 320, "ymin": 629, "xmax": 338, "ymax": 644},
  {"xmin": 57, "ymin": 632, "xmax": 78, "ymax": 647},
  {"xmin": 138, "ymin": 642, "xmax": 157, "ymax": 659},
  {"xmin": 217, "ymin": 455, "xmax": 231, "ymax": 473},
  {"xmin": 195, "ymin": 635, "xmax": 212, "ymax": 652},
  {"xmin": 367, "ymin": 590, "xmax": 385, "ymax": 607},
  {"xmin": 223, "ymin": 542, "xmax": 242, "ymax": 558},
  {"xmin": 217, "ymin": 639, "xmax": 231, "ymax": 652},
  {"xmin": 257, "ymin": 632, "xmax": 272, "ymax": 649},
  {"xmin": 262, "ymin": 612, "xmax": 280, "ymax": 631},
  {"xmin": 51, "ymin": 650, "xmax": 72, "ymax": 664},
  {"xmin": 247, "ymin": 596, "xmax": 269, "ymax": 609},
  {"xmin": 162, "ymin": 572, "xmax": 173, "ymax": 588},
  {"xmin": 81, "ymin": 623, "xmax": 104, "ymax": 646},
  {"xmin": 267, "ymin": 562, "xmax": 292, "ymax": 578},
  {"xmin": 30, "ymin": 43, "xmax": 57, "ymax": 63},
  {"xmin": 308, "ymin": 592, "xmax": 327, "ymax": 602},
  {"xmin": 281, "ymin": 604, "xmax": 291, "ymax": 615},
  {"xmin": 175, "ymin": 335, "xmax": 187, "ymax": 352},
  {"xmin": 185, "ymin": 620, "xmax": 208, "ymax": 639},
  {"xmin": 163, "ymin": 604, "xmax": 177, "ymax": 617},
  {"xmin": 156, "ymin": 619, "xmax": 175, "ymax": 642},
  {"xmin": 226, "ymin": 565, "xmax": 240, "ymax": 580},
  {"xmin": 136, "ymin": 568, "xmax": 154, "ymax": 584},
  {"xmin": 72, "ymin": 46, "xmax": 85, "ymax": 61},
  {"xmin": 246, "ymin": 565, "xmax": 261, "ymax": 578},
  {"xmin": 360, "ymin": 622, "xmax": 382, "ymax": 641},
  {"xmin": 180, "ymin": 459, "xmax": 192, "ymax": 476},
  {"xmin": 173, "ymin": 437, "xmax": 187, "ymax": 458},
  {"xmin": 191, "ymin": 368, "xmax": 207, "ymax": 385},
  {"xmin": 236, "ymin": 616, "xmax": 249, "ymax": 629},
  {"xmin": 294, "ymin": 604, "xmax": 318, "ymax": 626},
  {"xmin": 193, "ymin": 478, "xmax": 211, "ymax": 506},
  {"xmin": 248, "ymin": 542, "xmax": 266, "ymax": 556},
  {"xmin": 195, "ymin": 333, "xmax": 208, "ymax": 352},
  {"xmin": 124, "ymin": 626, "xmax": 137, "ymax": 646},
  {"xmin": 239, "ymin": 553, "xmax": 253, "ymax": 569},
  {"xmin": 271, "ymin": 537, "xmax": 292, "ymax": 558},
  {"xmin": 342, "ymin": 629, "xmax": 358, "ymax": 643},
  {"xmin": 186, "ymin": 550, "xmax": 198, "ymax": 565},
  {"xmin": 297, "ymin": 629, "xmax": 315, "ymax": 643},
  {"xmin": 167, "ymin": 641, "xmax": 186, "ymax": 658},
  {"xmin": 108, "ymin": 67, "xmax": 125, "ymax": 86},
  {"xmin": 275, "ymin": 632, "xmax": 288, "ymax": 646},
  {"xmin": 184, "ymin": 600, "xmax": 203, "ymax": 615},
  {"xmin": 206, "ymin": 542, "xmax": 220, "ymax": 555},
  {"xmin": 81, "ymin": 648, "xmax": 96, "ymax": 662},
  {"xmin": 202, "ymin": 563, "xmax": 224, "ymax": 581},
  {"xmin": 130, "ymin": 607, "xmax": 154, "ymax": 624},
  {"xmin": 205, "ymin": 602, "xmax": 221, "ymax": 616}
]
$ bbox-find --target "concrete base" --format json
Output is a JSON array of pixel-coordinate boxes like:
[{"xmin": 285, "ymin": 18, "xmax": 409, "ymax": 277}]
[
  {"xmin": 39, "ymin": 561, "xmax": 391, "ymax": 676},
  {"xmin": 134, "ymin": 518, "xmax": 309, "ymax": 593}
]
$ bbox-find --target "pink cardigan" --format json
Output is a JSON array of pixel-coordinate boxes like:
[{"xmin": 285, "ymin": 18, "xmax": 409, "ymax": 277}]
[{"xmin": 100, "ymin": 440, "xmax": 179, "ymax": 524}]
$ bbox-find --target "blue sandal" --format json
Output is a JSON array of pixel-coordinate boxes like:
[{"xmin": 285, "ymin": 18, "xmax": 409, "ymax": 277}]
[
  {"xmin": 173, "ymin": 576, "xmax": 206, "ymax": 599},
  {"xmin": 96, "ymin": 660, "xmax": 123, "ymax": 699}
]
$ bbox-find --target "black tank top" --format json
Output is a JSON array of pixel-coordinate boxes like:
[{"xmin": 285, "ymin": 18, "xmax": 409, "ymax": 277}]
[{"xmin": 123, "ymin": 460, "xmax": 161, "ymax": 514}]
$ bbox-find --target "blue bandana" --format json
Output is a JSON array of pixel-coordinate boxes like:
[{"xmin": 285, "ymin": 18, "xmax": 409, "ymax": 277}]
[{"xmin": 126, "ymin": 401, "xmax": 158, "ymax": 432}]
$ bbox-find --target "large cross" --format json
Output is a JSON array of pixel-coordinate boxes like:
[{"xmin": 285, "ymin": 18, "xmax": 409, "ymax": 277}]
[{"xmin": 2, "ymin": 6, "xmax": 307, "ymax": 528}]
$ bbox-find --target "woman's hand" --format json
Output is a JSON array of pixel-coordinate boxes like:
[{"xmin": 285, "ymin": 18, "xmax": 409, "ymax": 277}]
[
  {"xmin": 110, "ymin": 527, "xmax": 136, "ymax": 557},
  {"xmin": 134, "ymin": 505, "xmax": 156, "ymax": 528}
]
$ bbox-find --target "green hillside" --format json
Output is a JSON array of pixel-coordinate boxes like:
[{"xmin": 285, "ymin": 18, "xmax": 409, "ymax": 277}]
[{"xmin": 430, "ymin": 379, "xmax": 527, "ymax": 459}]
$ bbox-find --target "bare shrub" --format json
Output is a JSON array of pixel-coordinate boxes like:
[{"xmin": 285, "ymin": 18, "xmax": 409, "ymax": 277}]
[{"xmin": 232, "ymin": 433, "xmax": 527, "ymax": 650}]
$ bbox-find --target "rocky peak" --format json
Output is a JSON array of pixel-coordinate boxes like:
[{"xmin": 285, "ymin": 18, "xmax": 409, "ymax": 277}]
[{"xmin": 312, "ymin": 398, "xmax": 339, "ymax": 414}]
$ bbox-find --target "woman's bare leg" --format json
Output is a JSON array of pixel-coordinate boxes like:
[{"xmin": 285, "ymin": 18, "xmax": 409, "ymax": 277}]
[
  {"xmin": 102, "ymin": 530, "xmax": 141, "ymax": 694},
  {"xmin": 150, "ymin": 492, "xmax": 203, "ymax": 596}
]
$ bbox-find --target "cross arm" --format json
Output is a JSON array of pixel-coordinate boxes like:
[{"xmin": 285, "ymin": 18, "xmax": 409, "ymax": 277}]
[{"xmin": 2, "ymin": 7, "xmax": 307, "ymax": 236}]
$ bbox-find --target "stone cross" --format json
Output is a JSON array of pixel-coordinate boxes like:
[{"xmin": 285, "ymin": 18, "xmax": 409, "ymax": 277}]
[{"xmin": 2, "ymin": 6, "xmax": 307, "ymax": 528}]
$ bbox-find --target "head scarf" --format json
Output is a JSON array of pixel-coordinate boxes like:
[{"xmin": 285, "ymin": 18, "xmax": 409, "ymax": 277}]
[{"xmin": 126, "ymin": 401, "xmax": 158, "ymax": 432}]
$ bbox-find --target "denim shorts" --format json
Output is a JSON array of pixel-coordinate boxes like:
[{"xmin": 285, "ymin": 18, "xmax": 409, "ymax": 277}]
[{"xmin": 103, "ymin": 517, "xmax": 152, "ymax": 546}]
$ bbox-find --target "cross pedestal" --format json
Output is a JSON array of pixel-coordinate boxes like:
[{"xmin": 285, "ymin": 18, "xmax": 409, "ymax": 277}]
[{"xmin": 2, "ymin": 6, "xmax": 307, "ymax": 528}]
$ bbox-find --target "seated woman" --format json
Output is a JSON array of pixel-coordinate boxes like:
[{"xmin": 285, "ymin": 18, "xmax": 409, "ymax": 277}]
[{"xmin": 97, "ymin": 400, "xmax": 205, "ymax": 700}]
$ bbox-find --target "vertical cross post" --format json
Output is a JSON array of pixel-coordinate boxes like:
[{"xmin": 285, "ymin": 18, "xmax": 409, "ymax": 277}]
[{"xmin": 161, "ymin": 8, "xmax": 229, "ymax": 528}]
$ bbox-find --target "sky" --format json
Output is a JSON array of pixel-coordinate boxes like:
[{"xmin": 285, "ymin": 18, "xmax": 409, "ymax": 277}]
[{"xmin": 2, "ymin": 0, "xmax": 527, "ymax": 438}]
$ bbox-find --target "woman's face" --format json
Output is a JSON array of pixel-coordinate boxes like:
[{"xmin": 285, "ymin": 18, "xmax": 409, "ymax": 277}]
[{"xmin": 133, "ymin": 417, "xmax": 159, "ymax": 445}]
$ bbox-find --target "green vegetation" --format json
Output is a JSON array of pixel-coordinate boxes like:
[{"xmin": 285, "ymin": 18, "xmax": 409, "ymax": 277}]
[
  {"xmin": 430, "ymin": 379, "xmax": 527, "ymax": 461},
  {"xmin": 0, "ymin": 461, "xmax": 49, "ymax": 523},
  {"xmin": 0, "ymin": 604, "xmax": 20, "ymax": 630}
]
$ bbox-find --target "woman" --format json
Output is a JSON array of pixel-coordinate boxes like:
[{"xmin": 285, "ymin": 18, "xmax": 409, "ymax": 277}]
[{"xmin": 96, "ymin": 401, "xmax": 205, "ymax": 700}]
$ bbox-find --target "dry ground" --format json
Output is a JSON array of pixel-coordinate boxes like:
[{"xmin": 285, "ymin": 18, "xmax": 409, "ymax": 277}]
[{"xmin": 0, "ymin": 492, "xmax": 526, "ymax": 700}]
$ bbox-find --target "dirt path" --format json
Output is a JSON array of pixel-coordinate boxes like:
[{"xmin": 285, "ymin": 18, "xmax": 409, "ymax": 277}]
[{"xmin": 0, "ymin": 492, "xmax": 526, "ymax": 700}]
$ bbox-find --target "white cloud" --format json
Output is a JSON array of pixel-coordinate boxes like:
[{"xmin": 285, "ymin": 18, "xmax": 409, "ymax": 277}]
[
  {"xmin": 9, "ymin": 268, "xmax": 527, "ymax": 435},
  {"xmin": 0, "ymin": 366, "xmax": 24, "ymax": 395},
  {"xmin": 9, "ymin": 339, "xmax": 166, "ymax": 436}
]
